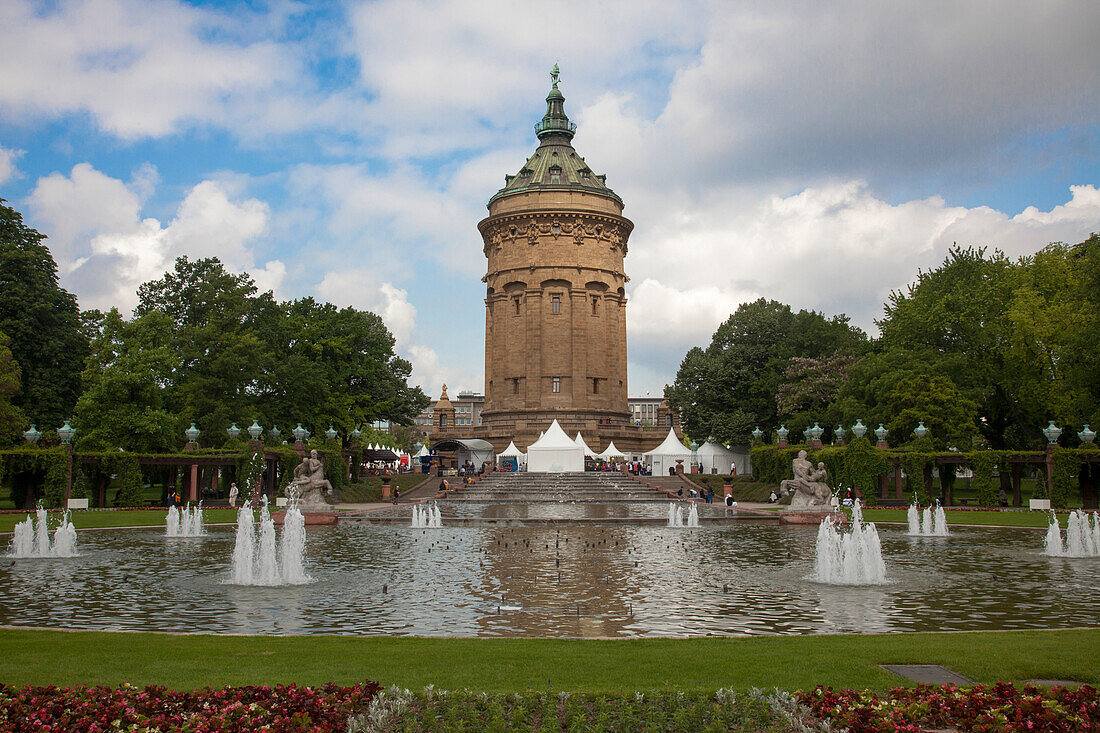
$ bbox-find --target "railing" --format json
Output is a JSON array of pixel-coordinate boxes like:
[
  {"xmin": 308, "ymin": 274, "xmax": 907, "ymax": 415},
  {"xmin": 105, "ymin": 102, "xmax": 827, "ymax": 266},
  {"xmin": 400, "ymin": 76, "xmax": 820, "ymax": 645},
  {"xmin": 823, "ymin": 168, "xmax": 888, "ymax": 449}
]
[{"xmin": 534, "ymin": 119, "xmax": 577, "ymax": 135}]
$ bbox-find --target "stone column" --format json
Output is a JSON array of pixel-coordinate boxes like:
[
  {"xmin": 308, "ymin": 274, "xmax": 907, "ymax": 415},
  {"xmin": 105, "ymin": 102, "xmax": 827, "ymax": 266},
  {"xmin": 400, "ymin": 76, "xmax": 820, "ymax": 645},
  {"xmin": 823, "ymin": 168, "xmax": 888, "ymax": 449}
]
[
  {"xmin": 189, "ymin": 464, "xmax": 199, "ymax": 503},
  {"xmin": 1011, "ymin": 463, "xmax": 1022, "ymax": 507},
  {"xmin": 894, "ymin": 457, "xmax": 904, "ymax": 500},
  {"xmin": 1045, "ymin": 444, "xmax": 1055, "ymax": 502},
  {"xmin": 524, "ymin": 289, "xmax": 543, "ymax": 410}
]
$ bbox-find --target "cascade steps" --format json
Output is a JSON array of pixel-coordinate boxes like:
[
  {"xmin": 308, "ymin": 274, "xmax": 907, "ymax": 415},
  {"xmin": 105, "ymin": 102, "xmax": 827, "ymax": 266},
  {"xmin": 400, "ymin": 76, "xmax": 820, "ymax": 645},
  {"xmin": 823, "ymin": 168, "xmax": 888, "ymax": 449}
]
[{"xmin": 443, "ymin": 472, "xmax": 671, "ymax": 503}]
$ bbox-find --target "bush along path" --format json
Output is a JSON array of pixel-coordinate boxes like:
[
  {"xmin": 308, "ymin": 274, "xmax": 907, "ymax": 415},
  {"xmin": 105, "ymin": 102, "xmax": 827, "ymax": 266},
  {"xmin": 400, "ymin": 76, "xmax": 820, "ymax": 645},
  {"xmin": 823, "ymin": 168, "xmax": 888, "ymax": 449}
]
[{"xmin": 1, "ymin": 681, "xmax": 1096, "ymax": 731}]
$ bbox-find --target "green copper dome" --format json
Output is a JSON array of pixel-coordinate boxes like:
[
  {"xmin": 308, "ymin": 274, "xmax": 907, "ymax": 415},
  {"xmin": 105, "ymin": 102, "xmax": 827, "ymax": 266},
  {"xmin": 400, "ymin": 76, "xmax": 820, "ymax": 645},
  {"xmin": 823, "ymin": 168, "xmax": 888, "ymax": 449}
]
[{"xmin": 488, "ymin": 67, "xmax": 622, "ymax": 208}]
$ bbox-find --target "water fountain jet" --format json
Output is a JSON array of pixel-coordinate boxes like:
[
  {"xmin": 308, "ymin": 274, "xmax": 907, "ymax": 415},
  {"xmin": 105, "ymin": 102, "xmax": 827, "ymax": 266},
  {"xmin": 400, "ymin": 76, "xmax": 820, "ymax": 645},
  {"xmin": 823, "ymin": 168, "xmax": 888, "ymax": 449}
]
[
  {"xmin": 907, "ymin": 501, "xmax": 948, "ymax": 536},
  {"xmin": 813, "ymin": 499, "xmax": 887, "ymax": 584},
  {"xmin": 166, "ymin": 503, "xmax": 205, "ymax": 537},
  {"xmin": 10, "ymin": 506, "xmax": 77, "ymax": 558},
  {"xmin": 1044, "ymin": 510, "xmax": 1100, "ymax": 557},
  {"xmin": 228, "ymin": 497, "xmax": 310, "ymax": 585}
]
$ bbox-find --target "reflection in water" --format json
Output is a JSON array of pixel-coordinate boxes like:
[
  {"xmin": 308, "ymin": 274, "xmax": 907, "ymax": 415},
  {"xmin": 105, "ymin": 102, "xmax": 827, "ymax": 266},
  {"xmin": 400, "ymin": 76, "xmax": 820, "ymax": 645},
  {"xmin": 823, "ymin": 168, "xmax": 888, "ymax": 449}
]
[{"xmin": 1, "ymin": 522, "xmax": 1097, "ymax": 637}]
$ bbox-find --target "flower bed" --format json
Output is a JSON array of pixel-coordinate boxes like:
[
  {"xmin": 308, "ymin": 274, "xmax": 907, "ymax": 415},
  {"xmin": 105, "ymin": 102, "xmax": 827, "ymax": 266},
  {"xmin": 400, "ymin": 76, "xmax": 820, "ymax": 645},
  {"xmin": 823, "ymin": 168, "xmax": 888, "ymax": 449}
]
[
  {"xmin": 799, "ymin": 682, "xmax": 1099, "ymax": 733},
  {"xmin": 0, "ymin": 681, "xmax": 381, "ymax": 732},
  {"xmin": 347, "ymin": 686, "xmax": 820, "ymax": 732}
]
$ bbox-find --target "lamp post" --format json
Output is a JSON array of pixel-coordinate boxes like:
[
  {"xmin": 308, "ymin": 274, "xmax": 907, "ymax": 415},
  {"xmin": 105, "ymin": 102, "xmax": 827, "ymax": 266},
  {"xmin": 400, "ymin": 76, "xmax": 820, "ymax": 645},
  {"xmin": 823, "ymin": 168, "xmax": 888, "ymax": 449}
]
[
  {"xmin": 809, "ymin": 422, "xmax": 824, "ymax": 449},
  {"xmin": 56, "ymin": 420, "xmax": 76, "ymax": 504},
  {"xmin": 23, "ymin": 424, "xmax": 41, "ymax": 445},
  {"xmin": 874, "ymin": 423, "xmax": 889, "ymax": 449},
  {"xmin": 1079, "ymin": 424, "xmax": 1096, "ymax": 445},
  {"xmin": 834, "ymin": 425, "xmax": 846, "ymax": 446},
  {"xmin": 184, "ymin": 423, "xmax": 200, "ymax": 451},
  {"xmin": 292, "ymin": 423, "xmax": 310, "ymax": 452},
  {"xmin": 245, "ymin": 420, "xmax": 263, "ymax": 450},
  {"xmin": 226, "ymin": 423, "xmax": 241, "ymax": 440},
  {"xmin": 57, "ymin": 420, "xmax": 76, "ymax": 445},
  {"xmin": 851, "ymin": 419, "xmax": 867, "ymax": 439},
  {"xmin": 776, "ymin": 424, "xmax": 789, "ymax": 448},
  {"xmin": 751, "ymin": 426, "xmax": 764, "ymax": 443}
]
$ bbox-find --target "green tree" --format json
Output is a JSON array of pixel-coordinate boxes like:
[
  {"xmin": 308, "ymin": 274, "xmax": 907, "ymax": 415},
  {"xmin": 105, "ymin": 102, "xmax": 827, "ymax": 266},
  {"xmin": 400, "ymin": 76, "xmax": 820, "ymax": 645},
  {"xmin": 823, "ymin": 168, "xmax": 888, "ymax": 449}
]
[
  {"xmin": 775, "ymin": 352, "xmax": 858, "ymax": 433},
  {"xmin": 0, "ymin": 199, "xmax": 88, "ymax": 430},
  {"xmin": 257, "ymin": 298, "xmax": 428, "ymax": 437},
  {"xmin": 875, "ymin": 242, "xmax": 1098, "ymax": 448},
  {"xmin": 74, "ymin": 309, "xmax": 178, "ymax": 452},
  {"xmin": 838, "ymin": 350, "xmax": 979, "ymax": 450},
  {"xmin": 0, "ymin": 331, "xmax": 27, "ymax": 446},
  {"xmin": 667, "ymin": 298, "xmax": 867, "ymax": 445},
  {"xmin": 135, "ymin": 256, "xmax": 273, "ymax": 443}
]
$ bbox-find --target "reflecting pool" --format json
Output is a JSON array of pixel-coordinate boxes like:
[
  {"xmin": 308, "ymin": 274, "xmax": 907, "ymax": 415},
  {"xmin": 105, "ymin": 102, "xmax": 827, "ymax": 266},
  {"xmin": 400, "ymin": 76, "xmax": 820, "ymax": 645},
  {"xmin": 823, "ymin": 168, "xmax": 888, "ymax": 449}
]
[{"xmin": 2, "ymin": 516, "xmax": 1098, "ymax": 637}]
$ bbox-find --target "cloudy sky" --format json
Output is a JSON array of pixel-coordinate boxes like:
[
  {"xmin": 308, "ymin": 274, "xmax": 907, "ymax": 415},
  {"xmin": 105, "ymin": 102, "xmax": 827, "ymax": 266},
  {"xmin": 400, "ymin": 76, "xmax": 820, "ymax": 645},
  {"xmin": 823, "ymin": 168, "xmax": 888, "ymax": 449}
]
[{"xmin": 1, "ymin": 0, "xmax": 1098, "ymax": 398}]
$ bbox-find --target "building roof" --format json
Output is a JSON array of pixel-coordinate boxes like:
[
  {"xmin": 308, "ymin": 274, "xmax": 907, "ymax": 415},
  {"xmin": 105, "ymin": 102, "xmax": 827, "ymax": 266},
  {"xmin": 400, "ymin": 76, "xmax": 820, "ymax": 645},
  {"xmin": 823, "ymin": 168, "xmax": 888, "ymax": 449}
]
[
  {"xmin": 645, "ymin": 428, "xmax": 691, "ymax": 458},
  {"xmin": 435, "ymin": 384, "xmax": 454, "ymax": 410},
  {"xmin": 528, "ymin": 419, "xmax": 582, "ymax": 450},
  {"xmin": 488, "ymin": 69, "xmax": 622, "ymax": 208}
]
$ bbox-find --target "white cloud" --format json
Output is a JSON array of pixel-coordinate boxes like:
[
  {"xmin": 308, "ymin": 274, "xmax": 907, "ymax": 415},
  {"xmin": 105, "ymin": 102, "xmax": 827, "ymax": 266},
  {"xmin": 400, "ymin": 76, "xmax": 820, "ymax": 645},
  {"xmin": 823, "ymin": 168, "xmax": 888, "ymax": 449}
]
[
  {"xmin": 406, "ymin": 343, "xmax": 481, "ymax": 398},
  {"xmin": 314, "ymin": 271, "xmax": 483, "ymax": 394},
  {"xmin": 346, "ymin": 0, "xmax": 703, "ymax": 158},
  {"xmin": 25, "ymin": 164, "xmax": 279, "ymax": 311},
  {"xmin": 625, "ymin": 183, "xmax": 1100, "ymax": 376},
  {"xmin": 315, "ymin": 272, "xmax": 418, "ymax": 346},
  {"xmin": 0, "ymin": 0, "xmax": 313, "ymax": 139},
  {"xmin": 0, "ymin": 145, "xmax": 22, "ymax": 186}
]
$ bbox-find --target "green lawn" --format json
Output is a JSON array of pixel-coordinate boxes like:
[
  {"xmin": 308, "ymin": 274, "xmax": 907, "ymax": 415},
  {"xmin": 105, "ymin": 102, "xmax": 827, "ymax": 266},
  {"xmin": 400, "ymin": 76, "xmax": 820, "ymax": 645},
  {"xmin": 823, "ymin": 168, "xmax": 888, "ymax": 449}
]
[
  {"xmin": 850, "ymin": 507, "xmax": 1057, "ymax": 528},
  {"xmin": 0, "ymin": 508, "xmax": 241, "ymax": 534},
  {"xmin": 0, "ymin": 628, "xmax": 1095, "ymax": 692},
  {"xmin": 338, "ymin": 474, "xmax": 432, "ymax": 503}
]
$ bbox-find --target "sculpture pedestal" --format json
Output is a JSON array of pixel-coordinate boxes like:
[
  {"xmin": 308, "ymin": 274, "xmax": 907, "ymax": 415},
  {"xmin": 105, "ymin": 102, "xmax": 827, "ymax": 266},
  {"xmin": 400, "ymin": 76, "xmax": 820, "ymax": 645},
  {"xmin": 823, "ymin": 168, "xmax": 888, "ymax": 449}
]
[
  {"xmin": 779, "ymin": 509, "xmax": 843, "ymax": 525},
  {"xmin": 272, "ymin": 508, "xmax": 337, "ymax": 526}
]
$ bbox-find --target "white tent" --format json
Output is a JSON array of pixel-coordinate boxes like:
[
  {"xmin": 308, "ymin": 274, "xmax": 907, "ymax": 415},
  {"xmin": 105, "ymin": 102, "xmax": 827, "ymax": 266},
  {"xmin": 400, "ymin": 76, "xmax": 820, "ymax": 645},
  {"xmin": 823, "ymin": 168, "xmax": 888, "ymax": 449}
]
[
  {"xmin": 497, "ymin": 440, "xmax": 526, "ymax": 465},
  {"xmin": 415, "ymin": 445, "xmax": 430, "ymax": 458},
  {"xmin": 526, "ymin": 420, "xmax": 585, "ymax": 473},
  {"xmin": 574, "ymin": 433, "xmax": 597, "ymax": 458},
  {"xmin": 596, "ymin": 441, "xmax": 626, "ymax": 461},
  {"xmin": 644, "ymin": 428, "xmax": 692, "ymax": 476},
  {"xmin": 696, "ymin": 440, "xmax": 734, "ymax": 474}
]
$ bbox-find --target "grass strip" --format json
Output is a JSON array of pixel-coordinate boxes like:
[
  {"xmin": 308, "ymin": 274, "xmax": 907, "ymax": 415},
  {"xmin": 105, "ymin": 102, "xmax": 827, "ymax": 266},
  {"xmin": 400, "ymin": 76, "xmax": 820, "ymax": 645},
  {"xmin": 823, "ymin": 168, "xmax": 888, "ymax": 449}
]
[
  {"xmin": 1, "ymin": 628, "xmax": 1096, "ymax": 692},
  {"xmin": 0, "ymin": 508, "xmax": 241, "ymax": 534},
  {"xmin": 850, "ymin": 508, "xmax": 1056, "ymax": 528}
]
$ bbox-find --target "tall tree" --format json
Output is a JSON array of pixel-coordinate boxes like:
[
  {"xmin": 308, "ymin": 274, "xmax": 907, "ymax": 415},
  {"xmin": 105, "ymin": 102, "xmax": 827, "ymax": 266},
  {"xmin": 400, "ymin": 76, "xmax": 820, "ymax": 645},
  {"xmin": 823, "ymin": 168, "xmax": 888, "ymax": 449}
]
[
  {"xmin": 875, "ymin": 242, "xmax": 1098, "ymax": 448},
  {"xmin": 0, "ymin": 199, "xmax": 87, "ymax": 429},
  {"xmin": 258, "ymin": 298, "xmax": 428, "ymax": 437},
  {"xmin": 74, "ymin": 309, "xmax": 178, "ymax": 452},
  {"xmin": 667, "ymin": 298, "xmax": 867, "ymax": 445},
  {"xmin": 0, "ymin": 331, "xmax": 26, "ymax": 447},
  {"xmin": 135, "ymin": 256, "xmax": 272, "ymax": 440}
]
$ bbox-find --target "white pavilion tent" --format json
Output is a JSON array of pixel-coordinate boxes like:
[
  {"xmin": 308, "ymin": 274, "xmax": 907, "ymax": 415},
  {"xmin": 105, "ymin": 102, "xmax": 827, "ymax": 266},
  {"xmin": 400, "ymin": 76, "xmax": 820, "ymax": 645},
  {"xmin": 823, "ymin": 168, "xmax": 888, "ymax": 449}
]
[
  {"xmin": 497, "ymin": 440, "xmax": 526, "ymax": 466},
  {"xmin": 644, "ymin": 428, "xmax": 692, "ymax": 476},
  {"xmin": 574, "ymin": 433, "xmax": 597, "ymax": 458},
  {"xmin": 526, "ymin": 420, "xmax": 584, "ymax": 473},
  {"xmin": 696, "ymin": 440, "xmax": 734, "ymax": 474},
  {"xmin": 596, "ymin": 441, "xmax": 626, "ymax": 461}
]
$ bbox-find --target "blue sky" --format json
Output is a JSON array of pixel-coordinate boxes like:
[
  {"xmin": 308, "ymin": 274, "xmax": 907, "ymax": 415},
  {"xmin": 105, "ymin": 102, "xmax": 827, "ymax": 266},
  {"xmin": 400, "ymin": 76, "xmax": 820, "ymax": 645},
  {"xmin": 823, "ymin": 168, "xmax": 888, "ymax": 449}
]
[{"xmin": 1, "ymin": 0, "xmax": 1098, "ymax": 399}]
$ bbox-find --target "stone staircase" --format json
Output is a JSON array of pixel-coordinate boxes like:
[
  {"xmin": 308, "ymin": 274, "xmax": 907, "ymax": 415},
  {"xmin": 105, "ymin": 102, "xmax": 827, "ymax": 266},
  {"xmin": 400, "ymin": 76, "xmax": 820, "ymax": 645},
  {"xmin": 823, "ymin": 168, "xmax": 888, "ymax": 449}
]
[{"xmin": 444, "ymin": 472, "xmax": 671, "ymax": 503}]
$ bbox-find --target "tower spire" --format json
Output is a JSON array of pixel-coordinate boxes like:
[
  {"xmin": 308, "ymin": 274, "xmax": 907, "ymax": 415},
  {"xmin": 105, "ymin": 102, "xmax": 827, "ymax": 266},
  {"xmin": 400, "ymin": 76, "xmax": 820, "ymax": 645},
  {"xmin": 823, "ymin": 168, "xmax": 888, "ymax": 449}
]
[{"xmin": 535, "ymin": 64, "xmax": 576, "ymax": 142}]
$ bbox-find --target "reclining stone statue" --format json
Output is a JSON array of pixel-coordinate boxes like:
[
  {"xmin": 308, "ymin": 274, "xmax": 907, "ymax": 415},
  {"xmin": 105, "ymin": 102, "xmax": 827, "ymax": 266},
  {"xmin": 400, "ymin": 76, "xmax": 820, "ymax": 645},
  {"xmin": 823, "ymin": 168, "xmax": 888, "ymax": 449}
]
[
  {"xmin": 779, "ymin": 449, "xmax": 833, "ymax": 510},
  {"xmin": 287, "ymin": 449, "xmax": 334, "ymax": 509}
]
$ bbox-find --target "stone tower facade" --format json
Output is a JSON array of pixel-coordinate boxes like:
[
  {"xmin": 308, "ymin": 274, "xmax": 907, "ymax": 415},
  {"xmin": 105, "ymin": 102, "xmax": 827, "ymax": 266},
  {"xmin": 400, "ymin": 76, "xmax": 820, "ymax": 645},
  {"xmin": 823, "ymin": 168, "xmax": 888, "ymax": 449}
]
[{"xmin": 477, "ymin": 70, "xmax": 636, "ymax": 451}]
